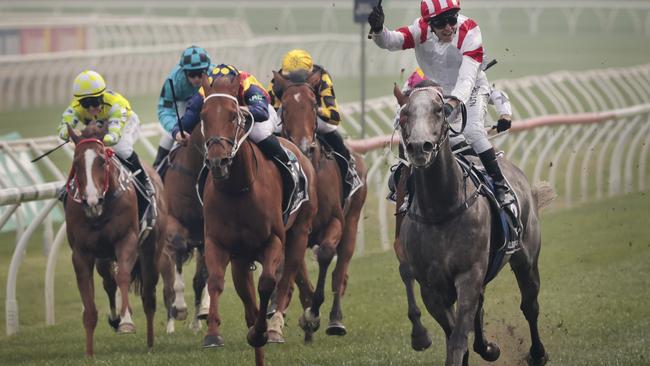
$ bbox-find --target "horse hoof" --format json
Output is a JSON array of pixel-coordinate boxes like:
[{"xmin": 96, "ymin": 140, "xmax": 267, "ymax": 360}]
[
  {"xmin": 298, "ymin": 308, "xmax": 320, "ymax": 333},
  {"xmin": 246, "ymin": 327, "xmax": 268, "ymax": 348},
  {"xmin": 267, "ymin": 330, "xmax": 285, "ymax": 344},
  {"xmin": 411, "ymin": 330, "xmax": 432, "ymax": 351},
  {"xmin": 480, "ymin": 342, "xmax": 501, "ymax": 362},
  {"xmin": 325, "ymin": 321, "xmax": 347, "ymax": 336},
  {"xmin": 171, "ymin": 306, "xmax": 188, "ymax": 321},
  {"xmin": 117, "ymin": 322, "xmax": 135, "ymax": 334},
  {"xmin": 202, "ymin": 334, "xmax": 225, "ymax": 348},
  {"xmin": 107, "ymin": 315, "xmax": 121, "ymax": 331},
  {"xmin": 527, "ymin": 351, "xmax": 549, "ymax": 366}
]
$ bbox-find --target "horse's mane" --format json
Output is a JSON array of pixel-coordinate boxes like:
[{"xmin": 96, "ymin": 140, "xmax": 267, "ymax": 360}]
[{"xmin": 406, "ymin": 79, "xmax": 442, "ymax": 98}]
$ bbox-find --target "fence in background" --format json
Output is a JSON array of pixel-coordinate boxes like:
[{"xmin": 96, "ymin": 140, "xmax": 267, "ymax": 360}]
[
  {"xmin": 2, "ymin": 62, "xmax": 650, "ymax": 335},
  {"xmin": 1, "ymin": 0, "xmax": 649, "ymax": 36}
]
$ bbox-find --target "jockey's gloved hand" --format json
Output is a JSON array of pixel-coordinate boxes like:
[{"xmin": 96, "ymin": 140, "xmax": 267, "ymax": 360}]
[
  {"xmin": 103, "ymin": 132, "xmax": 119, "ymax": 146},
  {"xmin": 496, "ymin": 118, "xmax": 512, "ymax": 133},
  {"xmin": 58, "ymin": 127, "xmax": 69, "ymax": 141},
  {"xmin": 443, "ymin": 103, "xmax": 454, "ymax": 118},
  {"xmin": 368, "ymin": 3, "xmax": 384, "ymax": 33}
]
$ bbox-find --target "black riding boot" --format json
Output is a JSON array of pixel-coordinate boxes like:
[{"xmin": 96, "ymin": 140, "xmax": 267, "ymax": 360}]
[
  {"xmin": 125, "ymin": 152, "xmax": 156, "ymax": 228},
  {"xmin": 478, "ymin": 148, "xmax": 514, "ymax": 207},
  {"xmin": 153, "ymin": 146, "xmax": 170, "ymax": 169},
  {"xmin": 257, "ymin": 134, "xmax": 292, "ymax": 166},
  {"xmin": 322, "ymin": 130, "xmax": 350, "ymax": 161}
]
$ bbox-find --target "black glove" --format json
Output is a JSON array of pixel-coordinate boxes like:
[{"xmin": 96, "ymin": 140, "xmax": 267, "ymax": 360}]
[
  {"xmin": 443, "ymin": 103, "xmax": 454, "ymax": 118},
  {"xmin": 368, "ymin": 3, "xmax": 384, "ymax": 33},
  {"xmin": 496, "ymin": 118, "xmax": 512, "ymax": 132}
]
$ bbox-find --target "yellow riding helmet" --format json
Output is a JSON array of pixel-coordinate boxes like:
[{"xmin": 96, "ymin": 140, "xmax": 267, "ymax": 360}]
[
  {"xmin": 281, "ymin": 49, "xmax": 313, "ymax": 76},
  {"xmin": 72, "ymin": 70, "xmax": 106, "ymax": 98}
]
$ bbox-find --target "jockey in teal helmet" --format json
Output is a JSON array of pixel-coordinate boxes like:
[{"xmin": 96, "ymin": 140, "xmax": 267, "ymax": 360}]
[{"xmin": 154, "ymin": 45, "xmax": 216, "ymax": 168}]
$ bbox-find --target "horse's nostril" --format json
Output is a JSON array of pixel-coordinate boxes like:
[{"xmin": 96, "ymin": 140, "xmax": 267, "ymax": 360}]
[
  {"xmin": 406, "ymin": 143, "xmax": 415, "ymax": 155},
  {"xmin": 219, "ymin": 158, "xmax": 231, "ymax": 167},
  {"xmin": 422, "ymin": 141, "xmax": 434, "ymax": 153}
]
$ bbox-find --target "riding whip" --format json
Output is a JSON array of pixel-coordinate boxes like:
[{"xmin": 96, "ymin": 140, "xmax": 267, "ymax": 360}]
[
  {"xmin": 31, "ymin": 140, "xmax": 68, "ymax": 163},
  {"xmin": 168, "ymin": 78, "xmax": 185, "ymax": 137}
]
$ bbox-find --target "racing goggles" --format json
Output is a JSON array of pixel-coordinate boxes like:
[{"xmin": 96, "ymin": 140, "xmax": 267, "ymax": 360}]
[
  {"xmin": 185, "ymin": 69, "xmax": 206, "ymax": 79},
  {"xmin": 429, "ymin": 13, "xmax": 458, "ymax": 29},
  {"xmin": 79, "ymin": 96, "xmax": 103, "ymax": 109}
]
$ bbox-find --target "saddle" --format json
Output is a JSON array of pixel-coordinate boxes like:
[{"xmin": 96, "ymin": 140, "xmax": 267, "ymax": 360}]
[{"xmin": 195, "ymin": 147, "xmax": 309, "ymax": 225}]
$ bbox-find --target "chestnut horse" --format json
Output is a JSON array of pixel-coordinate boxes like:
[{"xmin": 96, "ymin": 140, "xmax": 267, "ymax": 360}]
[
  {"xmin": 158, "ymin": 122, "xmax": 210, "ymax": 333},
  {"xmin": 199, "ymin": 73, "xmax": 317, "ymax": 363},
  {"xmin": 394, "ymin": 82, "xmax": 553, "ymax": 365},
  {"xmin": 268, "ymin": 70, "xmax": 368, "ymax": 342},
  {"xmin": 64, "ymin": 123, "xmax": 168, "ymax": 356}
]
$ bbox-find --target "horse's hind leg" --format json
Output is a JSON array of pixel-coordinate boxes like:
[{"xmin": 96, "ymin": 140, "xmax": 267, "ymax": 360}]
[
  {"xmin": 472, "ymin": 293, "xmax": 501, "ymax": 361},
  {"xmin": 158, "ymin": 247, "xmax": 177, "ymax": 334},
  {"xmin": 139, "ymin": 241, "xmax": 160, "ymax": 350},
  {"xmin": 194, "ymin": 247, "xmax": 209, "ymax": 321},
  {"xmin": 115, "ymin": 238, "xmax": 138, "ymax": 334},
  {"xmin": 511, "ymin": 253, "xmax": 549, "ymax": 366},
  {"xmin": 72, "ymin": 251, "xmax": 98, "ymax": 356}
]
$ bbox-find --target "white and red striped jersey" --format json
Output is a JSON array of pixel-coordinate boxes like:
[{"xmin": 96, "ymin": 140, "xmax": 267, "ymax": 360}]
[{"xmin": 372, "ymin": 13, "xmax": 485, "ymax": 104}]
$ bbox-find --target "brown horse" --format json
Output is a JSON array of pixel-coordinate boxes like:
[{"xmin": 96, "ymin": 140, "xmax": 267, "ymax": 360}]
[
  {"xmin": 158, "ymin": 122, "xmax": 211, "ymax": 333},
  {"xmin": 268, "ymin": 70, "xmax": 368, "ymax": 342},
  {"xmin": 64, "ymin": 123, "xmax": 168, "ymax": 356},
  {"xmin": 394, "ymin": 82, "xmax": 553, "ymax": 365},
  {"xmin": 199, "ymin": 73, "xmax": 317, "ymax": 362}
]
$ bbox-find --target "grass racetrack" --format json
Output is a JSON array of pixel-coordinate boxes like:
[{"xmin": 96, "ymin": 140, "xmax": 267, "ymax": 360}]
[{"xmin": 0, "ymin": 191, "xmax": 648, "ymax": 365}]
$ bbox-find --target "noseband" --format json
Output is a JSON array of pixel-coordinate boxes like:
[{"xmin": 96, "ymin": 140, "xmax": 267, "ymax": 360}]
[{"xmin": 203, "ymin": 92, "xmax": 254, "ymax": 161}]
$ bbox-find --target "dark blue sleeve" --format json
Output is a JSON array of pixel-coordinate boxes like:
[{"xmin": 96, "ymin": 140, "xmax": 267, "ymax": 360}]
[
  {"xmin": 243, "ymin": 85, "xmax": 269, "ymax": 122},
  {"xmin": 173, "ymin": 93, "xmax": 204, "ymax": 138}
]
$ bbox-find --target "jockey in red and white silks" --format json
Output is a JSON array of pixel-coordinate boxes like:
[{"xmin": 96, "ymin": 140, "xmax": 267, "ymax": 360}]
[{"xmin": 370, "ymin": 0, "xmax": 491, "ymax": 153}]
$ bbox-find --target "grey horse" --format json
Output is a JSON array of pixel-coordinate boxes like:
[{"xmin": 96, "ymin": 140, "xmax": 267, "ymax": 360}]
[{"xmin": 394, "ymin": 81, "xmax": 554, "ymax": 366}]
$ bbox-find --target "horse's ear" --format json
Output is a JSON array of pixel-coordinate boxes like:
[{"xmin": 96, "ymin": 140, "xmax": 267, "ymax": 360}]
[
  {"xmin": 394, "ymin": 83, "xmax": 407, "ymax": 106},
  {"xmin": 272, "ymin": 70, "xmax": 288, "ymax": 92},
  {"xmin": 67, "ymin": 124, "xmax": 80, "ymax": 144},
  {"xmin": 201, "ymin": 74, "xmax": 212, "ymax": 95},
  {"xmin": 307, "ymin": 70, "xmax": 321, "ymax": 90}
]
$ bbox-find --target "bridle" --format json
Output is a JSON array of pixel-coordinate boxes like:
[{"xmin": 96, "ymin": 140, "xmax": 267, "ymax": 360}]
[
  {"xmin": 67, "ymin": 138, "xmax": 114, "ymax": 203},
  {"xmin": 202, "ymin": 92, "xmax": 254, "ymax": 162},
  {"xmin": 394, "ymin": 86, "xmax": 467, "ymax": 166}
]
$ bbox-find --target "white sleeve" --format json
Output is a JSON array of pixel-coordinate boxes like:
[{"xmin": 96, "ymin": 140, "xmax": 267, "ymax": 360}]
[
  {"xmin": 450, "ymin": 20, "xmax": 484, "ymax": 104},
  {"xmin": 372, "ymin": 18, "xmax": 424, "ymax": 51},
  {"xmin": 490, "ymin": 89, "xmax": 512, "ymax": 116}
]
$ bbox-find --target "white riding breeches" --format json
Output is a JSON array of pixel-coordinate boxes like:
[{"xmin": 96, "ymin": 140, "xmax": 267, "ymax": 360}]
[
  {"xmin": 316, "ymin": 117, "xmax": 338, "ymax": 134},
  {"xmin": 112, "ymin": 113, "xmax": 141, "ymax": 160},
  {"xmin": 249, "ymin": 105, "xmax": 280, "ymax": 143},
  {"xmin": 449, "ymin": 76, "xmax": 492, "ymax": 154}
]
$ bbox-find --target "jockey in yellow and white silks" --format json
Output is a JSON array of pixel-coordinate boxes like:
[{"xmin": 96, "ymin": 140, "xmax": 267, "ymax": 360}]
[
  {"xmin": 268, "ymin": 49, "xmax": 361, "ymax": 194},
  {"xmin": 369, "ymin": 0, "xmax": 516, "ymax": 212},
  {"xmin": 57, "ymin": 70, "xmax": 156, "ymax": 225}
]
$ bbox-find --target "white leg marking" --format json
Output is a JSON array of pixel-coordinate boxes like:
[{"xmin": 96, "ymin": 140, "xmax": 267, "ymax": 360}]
[{"xmin": 172, "ymin": 269, "xmax": 187, "ymax": 310}]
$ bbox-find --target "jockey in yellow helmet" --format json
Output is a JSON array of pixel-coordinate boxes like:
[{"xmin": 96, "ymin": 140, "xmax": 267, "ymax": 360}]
[
  {"xmin": 57, "ymin": 70, "xmax": 156, "ymax": 226},
  {"xmin": 268, "ymin": 49, "xmax": 361, "ymax": 197}
]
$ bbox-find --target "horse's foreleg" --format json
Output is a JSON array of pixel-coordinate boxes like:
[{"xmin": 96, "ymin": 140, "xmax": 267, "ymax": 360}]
[
  {"xmin": 400, "ymin": 260, "xmax": 432, "ymax": 351},
  {"xmin": 308, "ymin": 219, "xmax": 342, "ymax": 321},
  {"xmin": 96, "ymin": 259, "xmax": 120, "ymax": 331},
  {"xmin": 72, "ymin": 250, "xmax": 98, "ymax": 357},
  {"xmin": 115, "ymin": 236, "xmax": 138, "ymax": 334},
  {"xmin": 194, "ymin": 248, "xmax": 209, "ymax": 320},
  {"xmin": 202, "ymin": 239, "xmax": 229, "ymax": 348},
  {"xmin": 247, "ymin": 235, "xmax": 283, "ymax": 348},
  {"xmin": 511, "ymin": 255, "xmax": 548, "ymax": 366},
  {"xmin": 447, "ymin": 273, "xmax": 482, "ymax": 366},
  {"xmin": 472, "ymin": 293, "xmax": 500, "ymax": 361},
  {"xmin": 139, "ymin": 237, "xmax": 160, "ymax": 350}
]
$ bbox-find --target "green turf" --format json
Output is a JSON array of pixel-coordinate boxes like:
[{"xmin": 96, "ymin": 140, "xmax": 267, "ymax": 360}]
[{"xmin": 0, "ymin": 191, "xmax": 648, "ymax": 365}]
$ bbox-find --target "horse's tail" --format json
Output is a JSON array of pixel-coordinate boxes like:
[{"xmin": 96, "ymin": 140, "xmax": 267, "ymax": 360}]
[
  {"xmin": 532, "ymin": 181, "xmax": 556, "ymax": 211},
  {"xmin": 130, "ymin": 260, "xmax": 143, "ymax": 296}
]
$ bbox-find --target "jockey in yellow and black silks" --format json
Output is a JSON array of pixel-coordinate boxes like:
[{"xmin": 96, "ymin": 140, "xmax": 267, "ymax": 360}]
[{"xmin": 268, "ymin": 49, "xmax": 360, "ymax": 193}]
